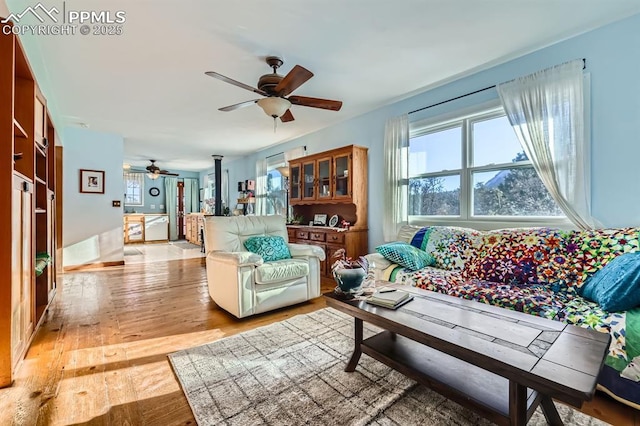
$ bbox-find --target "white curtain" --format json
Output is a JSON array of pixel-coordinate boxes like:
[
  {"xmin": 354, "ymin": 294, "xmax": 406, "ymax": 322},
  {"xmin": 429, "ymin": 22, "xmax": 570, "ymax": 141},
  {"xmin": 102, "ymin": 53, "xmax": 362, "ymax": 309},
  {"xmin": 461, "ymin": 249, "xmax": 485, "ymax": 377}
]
[
  {"xmin": 222, "ymin": 169, "xmax": 228, "ymax": 210},
  {"xmin": 255, "ymin": 158, "xmax": 268, "ymax": 216},
  {"xmin": 383, "ymin": 115, "xmax": 409, "ymax": 241},
  {"xmin": 497, "ymin": 59, "xmax": 598, "ymax": 229},
  {"xmin": 183, "ymin": 179, "xmax": 199, "ymax": 213},
  {"xmin": 184, "ymin": 179, "xmax": 193, "ymax": 213},
  {"xmin": 164, "ymin": 177, "xmax": 178, "ymax": 240}
]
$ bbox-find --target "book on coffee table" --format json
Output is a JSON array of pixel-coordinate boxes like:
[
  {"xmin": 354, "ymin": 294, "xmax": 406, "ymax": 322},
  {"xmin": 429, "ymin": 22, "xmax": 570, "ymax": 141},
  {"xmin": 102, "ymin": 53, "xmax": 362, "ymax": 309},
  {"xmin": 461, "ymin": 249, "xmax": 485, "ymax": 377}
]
[{"xmin": 366, "ymin": 290, "xmax": 413, "ymax": 309}]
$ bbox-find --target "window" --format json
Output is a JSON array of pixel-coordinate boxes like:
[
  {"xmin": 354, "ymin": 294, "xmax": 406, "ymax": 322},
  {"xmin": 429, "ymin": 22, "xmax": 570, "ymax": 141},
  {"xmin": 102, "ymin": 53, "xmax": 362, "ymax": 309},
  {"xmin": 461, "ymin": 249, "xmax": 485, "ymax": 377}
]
[
  {"xmin": 265, "ymin": 153, "xmax": 286, "ymax": 215},
  {"xmin": 124, "ymin": 172, "xmax": 144, "ymax": 206},
  {"xmin": 409, "ymin": 103, "xmax": 563, "ymax": 222}
]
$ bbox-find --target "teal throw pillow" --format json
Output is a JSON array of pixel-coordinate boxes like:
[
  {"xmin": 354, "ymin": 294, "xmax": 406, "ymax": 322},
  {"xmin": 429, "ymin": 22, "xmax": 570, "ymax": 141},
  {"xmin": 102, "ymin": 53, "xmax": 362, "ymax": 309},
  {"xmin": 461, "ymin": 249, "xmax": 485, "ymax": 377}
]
[
  {"xmin": 244, "ymin": 236, "xmax": 291, "ymax": 262},
  {"xmin": 579, "ymin": 252, "xmax": 640, "ymax": 312},
  {"xmin": 376, "ymin": 242, "xmax": 434, "ymax": 271}
]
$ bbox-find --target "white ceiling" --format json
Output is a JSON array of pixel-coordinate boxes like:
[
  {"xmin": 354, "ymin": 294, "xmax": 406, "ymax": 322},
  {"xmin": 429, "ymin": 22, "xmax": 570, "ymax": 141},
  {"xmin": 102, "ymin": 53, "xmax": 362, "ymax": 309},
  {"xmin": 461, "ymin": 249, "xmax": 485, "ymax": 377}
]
[{"xmin": 7, "ymin": 0, "xmax": 640, "ymax": 171}]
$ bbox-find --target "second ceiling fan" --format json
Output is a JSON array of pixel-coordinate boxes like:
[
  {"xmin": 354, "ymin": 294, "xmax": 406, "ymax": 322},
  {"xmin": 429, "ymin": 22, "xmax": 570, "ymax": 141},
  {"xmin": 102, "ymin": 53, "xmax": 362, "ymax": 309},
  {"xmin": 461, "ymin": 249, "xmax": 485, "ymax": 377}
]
[
  {"xmin": 205, "ymin": 56, "xmax": 342, "ymax": 123},
  {"xmin": 145, "ymin": 160, "xmax": 178, "ymax": 179}
]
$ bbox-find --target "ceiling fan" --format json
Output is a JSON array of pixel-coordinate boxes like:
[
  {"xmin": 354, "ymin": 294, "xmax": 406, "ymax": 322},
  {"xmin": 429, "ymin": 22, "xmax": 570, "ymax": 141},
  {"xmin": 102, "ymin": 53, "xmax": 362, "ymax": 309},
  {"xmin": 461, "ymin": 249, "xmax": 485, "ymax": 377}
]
[
  {"xmin": 205, "ymin": 56, "xmax": 343, "ymax": 124},
  {"xmin": 145, "ymin": 160, "xmax": 178, "ymax": 180}
]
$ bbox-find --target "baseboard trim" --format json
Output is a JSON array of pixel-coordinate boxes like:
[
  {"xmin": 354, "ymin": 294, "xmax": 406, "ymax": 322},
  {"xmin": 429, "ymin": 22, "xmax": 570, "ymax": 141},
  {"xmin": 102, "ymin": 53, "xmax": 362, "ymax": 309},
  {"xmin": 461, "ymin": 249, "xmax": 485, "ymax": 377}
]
[{"xmin": 64, "ymin": 260, "xmax": 125, "ymax": 272}]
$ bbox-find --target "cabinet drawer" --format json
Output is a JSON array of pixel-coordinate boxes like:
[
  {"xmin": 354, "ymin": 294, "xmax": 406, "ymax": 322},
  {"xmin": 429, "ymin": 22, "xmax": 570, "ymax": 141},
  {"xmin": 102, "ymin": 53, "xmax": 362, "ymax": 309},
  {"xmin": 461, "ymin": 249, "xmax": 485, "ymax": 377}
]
[
  {"xmin": 326, "ymin": 232, "xmax": 345, "ymax": 244},
  {"xmin": 310, "ymin": 231, "xmax": 325, "ymax": 242},
  {"xmin": 296, "ymin": 230, "xmax": 309, "ymax": 239},
  {"xmin": 287, "ymin": 229, "xmax": 297, "ymax": 240}
]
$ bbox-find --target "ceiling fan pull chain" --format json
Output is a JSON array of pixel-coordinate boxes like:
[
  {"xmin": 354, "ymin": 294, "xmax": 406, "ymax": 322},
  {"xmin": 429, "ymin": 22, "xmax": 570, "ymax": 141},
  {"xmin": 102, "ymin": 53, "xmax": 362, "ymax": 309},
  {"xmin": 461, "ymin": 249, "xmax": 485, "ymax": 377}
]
[{"xmin": 273, "ymin": 117, "xmax": 277, "ymax": 133}]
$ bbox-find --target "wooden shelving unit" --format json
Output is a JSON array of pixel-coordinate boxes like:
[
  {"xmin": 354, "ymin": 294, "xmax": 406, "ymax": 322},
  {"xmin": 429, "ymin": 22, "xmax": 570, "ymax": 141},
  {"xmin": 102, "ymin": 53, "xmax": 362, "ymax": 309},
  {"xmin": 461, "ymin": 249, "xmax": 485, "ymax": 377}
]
[
  {"xmin": 286, "ymin": 145, "xmax": 369, "ymax": 276},
  {"xmin": 1, "ymin": 20, "xmax": 58, "ymax": 388},
  {"xmin": 13, "ymin": 119, "xmax": 27, "ymax": 138}
]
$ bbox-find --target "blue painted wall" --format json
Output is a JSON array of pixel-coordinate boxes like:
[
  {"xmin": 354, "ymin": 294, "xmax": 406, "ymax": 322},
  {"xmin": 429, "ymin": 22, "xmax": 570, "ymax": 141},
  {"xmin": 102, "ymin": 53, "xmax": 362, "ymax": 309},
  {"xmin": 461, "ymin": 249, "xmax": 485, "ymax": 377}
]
[
  {"xmin": 125, "ymin": 170, "xmax": 200, "ymax": 214},
  {"xmin": 202, "ymin": 13, "xmax": 640, "ymax": 251},
  {"xmin": 62, "ymin": 127, "xmax": 124, "ymax": 266}
]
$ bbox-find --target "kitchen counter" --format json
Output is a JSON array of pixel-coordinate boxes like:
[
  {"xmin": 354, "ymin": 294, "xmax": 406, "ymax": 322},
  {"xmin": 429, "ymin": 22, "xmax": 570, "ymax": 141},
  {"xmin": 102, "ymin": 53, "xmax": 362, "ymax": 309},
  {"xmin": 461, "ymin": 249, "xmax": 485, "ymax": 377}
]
[{"xmin": 124, "ymin": 214, "xmax": 169, "ymax": 243}]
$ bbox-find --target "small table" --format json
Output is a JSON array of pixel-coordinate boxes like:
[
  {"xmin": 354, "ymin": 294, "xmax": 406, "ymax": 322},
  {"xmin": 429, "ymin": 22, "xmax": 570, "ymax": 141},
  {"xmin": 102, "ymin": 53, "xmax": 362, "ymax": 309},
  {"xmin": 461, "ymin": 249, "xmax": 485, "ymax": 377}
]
[{"xmin": 324, "ymin": 284, "xmax": 610, "ymax": 426}]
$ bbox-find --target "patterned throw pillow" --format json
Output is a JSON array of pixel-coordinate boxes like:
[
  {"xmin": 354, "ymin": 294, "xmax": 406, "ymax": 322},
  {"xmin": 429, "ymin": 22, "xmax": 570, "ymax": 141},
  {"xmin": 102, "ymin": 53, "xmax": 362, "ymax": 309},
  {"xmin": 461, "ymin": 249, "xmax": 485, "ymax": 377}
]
[
  {"xmin": 376, "ymin": 242, "xmax": 434, "ymax": 271},
  {"xmin": 412, "ymin": 226, "xmax": 482, "ymax": 271},
  {"xmin": 244, "ymin": 236, "xmax": 291, "ymax": 262},
  {"xmin": 570, "ymin": 228, "xmax": 640, "ymax": 286}
]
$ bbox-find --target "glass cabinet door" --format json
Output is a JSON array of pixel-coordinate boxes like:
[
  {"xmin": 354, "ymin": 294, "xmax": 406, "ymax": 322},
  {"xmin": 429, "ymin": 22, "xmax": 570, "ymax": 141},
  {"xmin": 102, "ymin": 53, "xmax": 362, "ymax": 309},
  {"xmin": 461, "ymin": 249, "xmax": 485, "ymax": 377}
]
[
  {"xmin": 290, "ymin": 163, "xmax": 301, "ymax": 201},
  {"xmin": 334, "ymin": 153, "xmax": 351, "ymax": 199},
  {"xmin": 302, "ymin": 161, "xmax": 316, "ymax": 200},
  {"xmin": 317, "ymin": 157, "xmax": 332, "ymax": 200}
]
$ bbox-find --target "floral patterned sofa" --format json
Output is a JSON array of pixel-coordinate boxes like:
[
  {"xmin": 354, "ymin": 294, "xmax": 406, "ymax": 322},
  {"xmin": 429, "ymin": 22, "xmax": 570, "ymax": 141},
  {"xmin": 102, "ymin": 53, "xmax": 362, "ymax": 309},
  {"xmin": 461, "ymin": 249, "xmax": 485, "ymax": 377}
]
[{"xmin": 366, "ymin": 225, "xmax": 640, "ymax": 409}]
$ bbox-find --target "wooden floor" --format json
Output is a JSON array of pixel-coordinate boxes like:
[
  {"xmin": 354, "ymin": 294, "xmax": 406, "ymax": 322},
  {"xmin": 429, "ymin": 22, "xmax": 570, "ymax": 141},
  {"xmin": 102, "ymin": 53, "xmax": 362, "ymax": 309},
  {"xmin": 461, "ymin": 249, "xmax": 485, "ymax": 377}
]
[{"xmin": 0, "ymin": 258, "xmax": 637, "ymax": 425}]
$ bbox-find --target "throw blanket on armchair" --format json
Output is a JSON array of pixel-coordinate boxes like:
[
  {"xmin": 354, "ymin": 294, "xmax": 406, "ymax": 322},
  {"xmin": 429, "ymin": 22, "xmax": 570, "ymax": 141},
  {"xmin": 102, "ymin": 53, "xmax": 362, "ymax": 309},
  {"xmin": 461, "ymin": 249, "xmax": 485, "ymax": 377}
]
[{"xmin": 367, "ymin": 225, "xmax": 640, "ymax": 409}]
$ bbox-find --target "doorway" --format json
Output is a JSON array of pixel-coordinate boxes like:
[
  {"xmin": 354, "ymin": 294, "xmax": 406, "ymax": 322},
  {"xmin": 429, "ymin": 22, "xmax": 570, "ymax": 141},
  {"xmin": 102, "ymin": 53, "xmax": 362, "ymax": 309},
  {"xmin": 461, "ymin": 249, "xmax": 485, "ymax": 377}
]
[{"xmin": 177, "ymin": 181, "xmax": 185, "ymax": 239}]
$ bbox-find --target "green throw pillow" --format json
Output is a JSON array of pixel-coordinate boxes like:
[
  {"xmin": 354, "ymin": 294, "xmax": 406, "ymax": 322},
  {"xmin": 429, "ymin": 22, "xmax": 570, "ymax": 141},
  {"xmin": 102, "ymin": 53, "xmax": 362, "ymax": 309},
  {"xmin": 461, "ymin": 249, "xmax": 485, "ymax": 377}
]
[
  {"xmin": 244, "ymin": 236, "xmax": 291, "ymax": 262},
  {"xmin": 376, "ymin": 242, "xmax": 434, "ymax": 271}
]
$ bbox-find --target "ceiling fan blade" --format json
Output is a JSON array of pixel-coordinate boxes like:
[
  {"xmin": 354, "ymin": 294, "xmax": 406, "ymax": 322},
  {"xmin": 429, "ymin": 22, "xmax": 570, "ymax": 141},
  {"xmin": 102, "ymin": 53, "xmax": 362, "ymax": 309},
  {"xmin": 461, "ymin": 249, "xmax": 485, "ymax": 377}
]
[
  {"xmin": 288, "ymin": 96, "xmax": 342, "ymax": 111},
  {"xmin": 205, "ymin": 71, "xmax": 268, "ymax": 96},
  {"xmin": 159, "ymin": 171, "xmax": 179, "ymax": 176},
  {"xmin": 275, "ymin": 65, "xmax": 314, "ymax": 97},
  {"xmin": 218, "ymin": 99, "xmax": 259, "ymax": 112},
  {"xmin": 280, "ymin": 109, "xmax": 295, "ymax": 122}
]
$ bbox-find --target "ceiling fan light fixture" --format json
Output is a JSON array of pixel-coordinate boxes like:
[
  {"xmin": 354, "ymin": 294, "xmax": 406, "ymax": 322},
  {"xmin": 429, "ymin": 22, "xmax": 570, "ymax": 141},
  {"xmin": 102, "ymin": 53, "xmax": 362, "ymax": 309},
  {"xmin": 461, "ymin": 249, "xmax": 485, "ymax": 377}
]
[
  {"xmin": 257, "ymin": 97, "xmax": 291, "ymax": 118},
  {"xmin": 147, "ymin": 172, "xmax": 160, "ymax": 180}
]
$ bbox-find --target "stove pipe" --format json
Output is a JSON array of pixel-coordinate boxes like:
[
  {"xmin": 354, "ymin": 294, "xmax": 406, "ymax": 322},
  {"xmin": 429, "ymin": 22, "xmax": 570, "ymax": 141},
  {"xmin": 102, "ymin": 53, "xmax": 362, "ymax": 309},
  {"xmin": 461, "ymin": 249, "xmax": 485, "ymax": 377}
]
[{"xmin": 212, "ymin": 155, "xmax": 223, "ymax": 216}]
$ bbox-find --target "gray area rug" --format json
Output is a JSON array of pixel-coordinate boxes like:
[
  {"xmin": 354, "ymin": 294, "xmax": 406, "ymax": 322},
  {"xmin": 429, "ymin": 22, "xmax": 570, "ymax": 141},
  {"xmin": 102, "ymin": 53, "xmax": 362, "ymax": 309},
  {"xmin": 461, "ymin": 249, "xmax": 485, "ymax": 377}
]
[
  {"xmin": 171, "ymin": 241, "xmax": 202, "ymax": 250},
  {"xmin": 169, "ymin": 308, "xmax": 609, "ymax": 426}
]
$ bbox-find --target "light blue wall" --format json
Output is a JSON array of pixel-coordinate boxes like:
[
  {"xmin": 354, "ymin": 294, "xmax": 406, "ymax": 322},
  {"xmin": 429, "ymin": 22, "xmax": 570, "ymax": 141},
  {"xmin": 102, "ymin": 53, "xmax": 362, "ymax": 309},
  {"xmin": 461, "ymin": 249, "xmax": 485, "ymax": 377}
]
[
  {"xmin": 125, "ymin": 171, "xmax": 200, "ymax": 214},
  {"xmin": 202, "ymin": 13, "xmax": 640, "ymax": 251},
  {"xmin": 62, "ymin": 127, "xmax": 124, "ymax": 266}
]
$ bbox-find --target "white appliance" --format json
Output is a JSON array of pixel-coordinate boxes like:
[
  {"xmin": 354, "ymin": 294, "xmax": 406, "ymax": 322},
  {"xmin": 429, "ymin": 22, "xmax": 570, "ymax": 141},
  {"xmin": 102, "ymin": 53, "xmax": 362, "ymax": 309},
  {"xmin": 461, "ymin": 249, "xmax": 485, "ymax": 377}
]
[{"xmin": 144, "ymin": 215, "xmax": 169, "ymax": 241}]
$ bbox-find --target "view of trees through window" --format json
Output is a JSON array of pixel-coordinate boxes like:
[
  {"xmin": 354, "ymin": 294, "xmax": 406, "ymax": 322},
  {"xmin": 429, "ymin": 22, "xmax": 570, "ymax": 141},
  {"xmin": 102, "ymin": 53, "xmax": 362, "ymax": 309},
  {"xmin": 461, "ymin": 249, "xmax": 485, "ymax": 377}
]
[
  {"xmin": 409, "ymin": 108, "xmax": 563, "ymax": 218},
  {"xmin": 409, "ymin": 151, "xmax": 563, "ymax": 216},
  {"xmin": 473, "ymin": 152, "xmax": 563, "ymax": 216},
  {"xmin": 409, "ymin": 175, "xmax": 460, "ymax": 216},
  {"xmin": 265, "ymin": 168, "xmax": 286, "ymax": 215},
  {"xmin": 265, "ymin": 153, "xmax": 286, "ymax": 216}
]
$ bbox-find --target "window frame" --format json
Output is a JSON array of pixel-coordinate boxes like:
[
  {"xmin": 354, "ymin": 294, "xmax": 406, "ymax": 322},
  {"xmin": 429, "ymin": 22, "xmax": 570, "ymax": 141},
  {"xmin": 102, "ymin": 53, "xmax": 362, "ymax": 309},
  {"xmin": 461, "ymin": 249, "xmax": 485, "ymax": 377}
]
[
  {"xmin": 408, "ymin": 100, "xmax": 570, "ymax": 229},
  {"xmin": 124, "ymin": 172, "xmax": 144, "ymax": 206}
]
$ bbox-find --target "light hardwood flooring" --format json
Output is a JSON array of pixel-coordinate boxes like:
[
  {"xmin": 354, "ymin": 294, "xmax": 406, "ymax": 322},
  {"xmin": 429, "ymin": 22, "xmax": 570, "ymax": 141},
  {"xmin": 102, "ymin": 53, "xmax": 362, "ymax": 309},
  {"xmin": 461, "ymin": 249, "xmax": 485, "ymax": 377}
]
[
  {"xmin": 123, "ymin": 241, "xmax": 205, "ymax": 264},
  {"xmin": 0, "ymin": 258, "xmax": 638, "ymax": 425}
]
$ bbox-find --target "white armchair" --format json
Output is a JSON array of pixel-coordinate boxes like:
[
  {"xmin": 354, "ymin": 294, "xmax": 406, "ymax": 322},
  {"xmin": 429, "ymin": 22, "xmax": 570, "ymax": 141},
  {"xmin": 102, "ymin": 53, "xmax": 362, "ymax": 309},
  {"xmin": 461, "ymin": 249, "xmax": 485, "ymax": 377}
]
[{"xmin": 203, "ymin": 215, "xmax": 325, "ymax": 318}]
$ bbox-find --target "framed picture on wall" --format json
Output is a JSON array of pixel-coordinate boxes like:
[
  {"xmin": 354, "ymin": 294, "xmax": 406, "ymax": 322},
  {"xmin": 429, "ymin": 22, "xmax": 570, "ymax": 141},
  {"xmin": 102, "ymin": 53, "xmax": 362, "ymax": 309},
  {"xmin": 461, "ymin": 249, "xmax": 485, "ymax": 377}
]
[{"xmin": 79, "ymin": 169, "xmax": 105, "ymax": 194}]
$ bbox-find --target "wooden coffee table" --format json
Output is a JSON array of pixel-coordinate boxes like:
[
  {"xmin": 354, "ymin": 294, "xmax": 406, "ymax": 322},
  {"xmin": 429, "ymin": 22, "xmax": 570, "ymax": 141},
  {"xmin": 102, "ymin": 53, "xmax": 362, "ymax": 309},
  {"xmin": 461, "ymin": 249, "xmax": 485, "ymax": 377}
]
[{"xmin": 324, "ymin": 283, "xmax": 610, "ymax": 426}]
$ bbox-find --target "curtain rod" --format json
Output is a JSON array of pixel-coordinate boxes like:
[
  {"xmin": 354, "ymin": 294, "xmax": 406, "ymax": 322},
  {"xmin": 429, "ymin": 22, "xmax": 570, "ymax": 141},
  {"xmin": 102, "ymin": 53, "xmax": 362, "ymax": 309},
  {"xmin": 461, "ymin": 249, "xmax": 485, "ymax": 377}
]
[
  {"xmin": 265, "ymin": 145, "xmax": 307, "ymax": 159},
  {"xmin": 408, "ymin": 58, "xmax": 586, "ymax": 116}
]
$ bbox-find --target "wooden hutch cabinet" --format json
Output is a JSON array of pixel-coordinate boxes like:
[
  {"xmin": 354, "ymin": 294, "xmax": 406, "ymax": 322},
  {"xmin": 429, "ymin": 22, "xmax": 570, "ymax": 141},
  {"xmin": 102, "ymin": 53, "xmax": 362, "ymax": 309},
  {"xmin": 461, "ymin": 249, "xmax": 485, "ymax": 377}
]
[
  {"xmin": 1, "ymin": 22, "xmax": 59, "ymax": 387},
  {"xmin": 185, "ymin": 213, "xmax": 209, "ymax": 245},
  {"xmin": 287, "ymin": 145, "xmax": 368, "ymax": 277}
]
